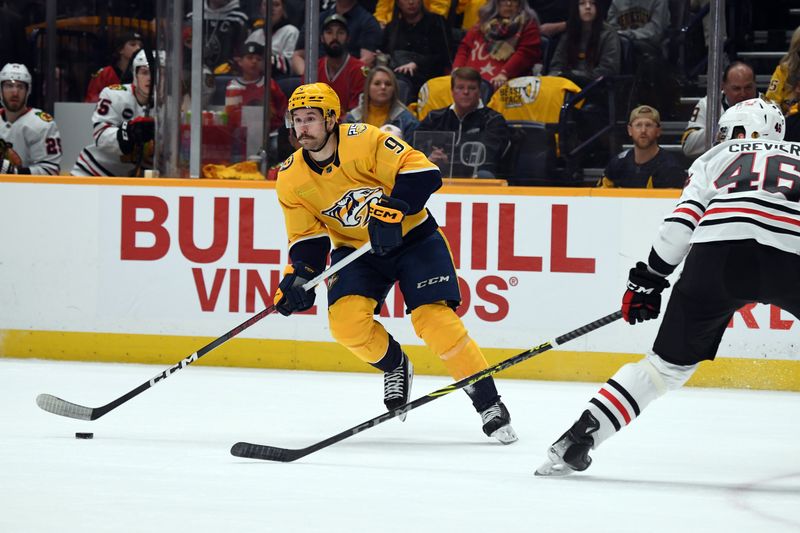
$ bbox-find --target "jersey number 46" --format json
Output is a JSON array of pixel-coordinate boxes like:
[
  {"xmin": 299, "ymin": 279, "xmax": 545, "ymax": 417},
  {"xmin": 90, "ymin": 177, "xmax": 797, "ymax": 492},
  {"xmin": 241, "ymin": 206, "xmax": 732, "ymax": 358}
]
[{"xmin": 715, "ymin": 153, "xmax": 800, "ymax": 201}]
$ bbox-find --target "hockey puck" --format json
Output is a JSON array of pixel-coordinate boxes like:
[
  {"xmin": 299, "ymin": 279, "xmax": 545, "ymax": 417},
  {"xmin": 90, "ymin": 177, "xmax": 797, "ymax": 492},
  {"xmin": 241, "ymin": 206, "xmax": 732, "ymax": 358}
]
[{"xmin": 75, "ymin": 432, "xmax": 94, "ymax": 439}]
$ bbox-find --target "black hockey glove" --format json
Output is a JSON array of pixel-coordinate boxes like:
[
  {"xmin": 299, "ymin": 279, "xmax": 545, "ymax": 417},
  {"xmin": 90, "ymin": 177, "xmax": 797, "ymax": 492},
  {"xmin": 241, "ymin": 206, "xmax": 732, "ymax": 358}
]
[
  {"xmin": 273, "ymin": 262, "xmax": 318, "ymax": 316},
  {"xmin": 621, "ymin": 262, "xmax": 670, "ymax": 325},
  {"xmin": 117, "ymin": 116, "xmax": 155, "ymax": 155},
  {"xmin": 367, "ymin": 196, "xmax": 409, "ymax": 256}
]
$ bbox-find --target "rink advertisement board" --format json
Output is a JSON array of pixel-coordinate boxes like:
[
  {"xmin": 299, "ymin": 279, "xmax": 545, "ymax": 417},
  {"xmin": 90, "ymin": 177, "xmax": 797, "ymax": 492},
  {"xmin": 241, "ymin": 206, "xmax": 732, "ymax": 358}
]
[{"xmin": 1, "ymin": 176, "xmax": 798, "ymax": 391}]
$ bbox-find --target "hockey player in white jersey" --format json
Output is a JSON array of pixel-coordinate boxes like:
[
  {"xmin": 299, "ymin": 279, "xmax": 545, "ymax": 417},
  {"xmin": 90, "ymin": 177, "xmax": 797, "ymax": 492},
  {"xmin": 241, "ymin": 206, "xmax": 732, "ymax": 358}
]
[
  {"xmin": 536, "ymin": 98, "xmax": 800, "ymax": 476},
  {"xmin": 0, "ymin": 63, "xmax": 62, "ymax": 175},
  {"xmin": 71, "ymin": 49, "xmax": 155, "ymax": 177}
]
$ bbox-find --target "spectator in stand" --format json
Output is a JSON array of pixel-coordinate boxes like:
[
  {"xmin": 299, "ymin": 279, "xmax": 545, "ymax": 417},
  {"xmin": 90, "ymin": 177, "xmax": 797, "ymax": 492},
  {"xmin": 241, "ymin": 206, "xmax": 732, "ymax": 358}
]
[
  {"xmin": 690, "ymin": 0, "xmax": 726, "ymax": 50},
  {"xmin": 548, "ymin": 0, "xmax": 620, "ymax": 86},
  {"xmin": 84, "ymin": 32, "xmax": 143, "ymax": 103},
  {"xmin": 682, "ymin": 61, "xmax": 757, "ymax": 159},
  {"xmin": 304, "ymin": 14, "xmax": 368, "ymax": 115},
  {"xmin": 0, "ymin": 63, "xmax": 62, "ymax": 175},
  {"xmin": 225, "ymin": 41, "xmax": 288, "ymax": 131},
  {"xmin": 72, "ymin": 50, "xmax": 156, "ymax": 178},
  {"xmin": 344, "ymin": 66, "xmax": 419, "ymax": 140},
  {"xmin": 291, "ymin": 0, "xmax": 382, "ymax": 75},
  {"xmin": 186, "ymin": 0, "xmax": 250, "ymax": 74},
  {"xmin": 418, "ymin": 67, "xmax": 510, "ymax": 178},
  {"xmin": 767, "ymin": 27, "xmax": 800, "ymax": 142},
  {"xmin": 246, "ymin": 0, "xmax": 299, "ymax": 79},
  {"xmin": 547, "ymin": 0, "xmax": 619, "ymax": 168},
  {"xmin": 181, "ymin": 25, "xmax": 217, "ymax": 110},
  {"xmin": 766, "ymin": 25, "xmax": 800, "ymax": 117},
  {"xmin": 373, "ymin": 0, "xmax": 453, "ymax": 28},
  {"xmin": 607, "ymin": 0, "xmax": 673, "ymax": 115},
  {"xmin": 599, "ymin": 105, "xmax": 686, "ymax": 188},
  {"xmin": 380, "ymin": 0, "xmax": 453, "ymax": 103},
  {"xmin": 452, "ymin": 0, "xmax": 542, "ymax": 90}
]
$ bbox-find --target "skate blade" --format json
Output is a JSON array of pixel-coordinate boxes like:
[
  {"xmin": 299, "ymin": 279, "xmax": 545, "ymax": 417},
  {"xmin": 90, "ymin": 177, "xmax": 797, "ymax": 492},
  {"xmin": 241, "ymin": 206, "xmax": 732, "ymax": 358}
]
[
  {"xmin": 490, "ymin": 424, "xmax": 519, "ymax": 445},
  {"xmin": 534, "ymin": 459, "xmax": 577, "ymax": 477},
  {"xmin": 397, "ymin": 361, "xmax": 414, "ymax": 423}
]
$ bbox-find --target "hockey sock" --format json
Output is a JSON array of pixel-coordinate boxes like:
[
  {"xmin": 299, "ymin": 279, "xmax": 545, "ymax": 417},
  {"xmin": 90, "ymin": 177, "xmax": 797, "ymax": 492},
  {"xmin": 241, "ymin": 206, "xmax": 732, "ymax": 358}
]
[
  {"xmin": 369, "ymin": 335, "xmax": 404, "ymax": 373},
  {"xmin": 464, "ymin": 378, "xmax": 501, "ymax": 412},
  {"xmin": 585, "ymin": 352, "xmax": 697, "ymax": 448}
]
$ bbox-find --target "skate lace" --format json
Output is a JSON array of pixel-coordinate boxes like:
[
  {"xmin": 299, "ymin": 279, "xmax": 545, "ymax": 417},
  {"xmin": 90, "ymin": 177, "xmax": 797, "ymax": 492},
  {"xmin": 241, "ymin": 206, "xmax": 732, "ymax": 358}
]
[
  {"xmin": 384, "ymin": 363, "xmax": 405, "ymax": 400},
  {"xmin": 480, "ymin": 403, "xmax": 502, "ymax": 425}
]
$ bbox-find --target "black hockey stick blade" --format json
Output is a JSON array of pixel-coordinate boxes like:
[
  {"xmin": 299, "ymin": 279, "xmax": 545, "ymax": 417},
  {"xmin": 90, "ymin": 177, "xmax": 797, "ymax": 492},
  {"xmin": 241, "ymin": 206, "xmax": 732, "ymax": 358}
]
[
  {"xmin": 231, "ymin": 310, "xmax": 623, "ymax": 462},
  {"xmin": 36, "ymin": 243, "xmax": 373, "ymax": 421},
  {"xmin": 35, "ymin": 307, "xmax": 274, "ymax": 421}
]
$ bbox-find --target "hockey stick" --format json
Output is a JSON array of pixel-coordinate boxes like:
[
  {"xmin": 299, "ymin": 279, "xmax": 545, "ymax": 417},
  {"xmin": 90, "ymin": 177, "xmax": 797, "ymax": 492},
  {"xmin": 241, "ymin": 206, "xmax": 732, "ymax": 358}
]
[
  {"xmin": 230, "ymin": 310, "xmax": 623, "ymax": 462},
  {"xmin": 35, "ymin": 242, "xmax": 373, "ymax": 421}
]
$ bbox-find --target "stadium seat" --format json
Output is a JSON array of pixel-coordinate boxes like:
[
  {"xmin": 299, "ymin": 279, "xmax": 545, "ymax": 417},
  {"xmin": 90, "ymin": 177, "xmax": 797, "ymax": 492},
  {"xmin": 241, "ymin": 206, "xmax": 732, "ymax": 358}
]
[
  {"xmin": 277, "ymin": 76, "xmax": 302, "ymax": 99},
  {"xmin": 479, "ymin": 78, "xmax": 493, "ymax": 104},
  {"xmin": 506, "ymin": 120, "xmax": 558, "ymax": 185},
  {"xmin": 212, "ymin": 75, "xmax": 234, "ymax": 105}
]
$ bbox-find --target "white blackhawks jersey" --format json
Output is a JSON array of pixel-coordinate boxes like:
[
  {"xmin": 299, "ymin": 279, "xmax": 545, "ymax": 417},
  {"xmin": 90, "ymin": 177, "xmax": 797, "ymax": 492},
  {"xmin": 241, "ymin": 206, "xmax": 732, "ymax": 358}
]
[
  {"xmin": 71, "ymin": 83, "xmax": 149, "ymax": 177},
  {"xmin": 0, "ymin": 107, "xmax": 62, "ymax": 175},
  {"xmin": 652, "ymin": 138, "xmax": 800, "ymax": 271}
]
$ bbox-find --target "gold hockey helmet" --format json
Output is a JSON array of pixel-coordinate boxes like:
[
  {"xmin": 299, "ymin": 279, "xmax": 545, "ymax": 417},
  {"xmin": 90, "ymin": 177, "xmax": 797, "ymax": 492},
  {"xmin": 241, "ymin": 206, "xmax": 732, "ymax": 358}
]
[{"xmin": 286, "ymin": 82, "xmax": 341, "ymax": 124}]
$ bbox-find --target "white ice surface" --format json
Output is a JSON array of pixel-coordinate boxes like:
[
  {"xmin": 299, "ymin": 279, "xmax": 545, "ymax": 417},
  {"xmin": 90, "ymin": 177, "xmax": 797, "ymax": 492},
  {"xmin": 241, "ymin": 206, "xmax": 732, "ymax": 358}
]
[{"xmin": 1, "ymin": 358, "xmax": 798, "ymax": 533}]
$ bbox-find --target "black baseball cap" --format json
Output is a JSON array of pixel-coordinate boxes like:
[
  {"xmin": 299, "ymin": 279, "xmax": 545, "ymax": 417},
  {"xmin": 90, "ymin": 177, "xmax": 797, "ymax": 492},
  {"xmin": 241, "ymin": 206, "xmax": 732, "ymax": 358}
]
[
  {"xmin": 243, "ymin": 41, "xmax": 265, "ymax": 56},
  {"xmin": 322, "ymin": 14, "xmax": 348, "ymax": 32},
  {"xmin": 115, "ymin": 31, "xmax": 143, "ymax": 50}
]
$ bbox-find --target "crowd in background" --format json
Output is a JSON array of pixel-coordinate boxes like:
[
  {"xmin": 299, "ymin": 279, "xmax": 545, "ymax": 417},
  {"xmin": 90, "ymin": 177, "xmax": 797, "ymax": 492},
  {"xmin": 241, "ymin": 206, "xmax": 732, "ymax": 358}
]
[{"xmin": 1, "ymin": 0, "xmax": 800, "ymax": 186}]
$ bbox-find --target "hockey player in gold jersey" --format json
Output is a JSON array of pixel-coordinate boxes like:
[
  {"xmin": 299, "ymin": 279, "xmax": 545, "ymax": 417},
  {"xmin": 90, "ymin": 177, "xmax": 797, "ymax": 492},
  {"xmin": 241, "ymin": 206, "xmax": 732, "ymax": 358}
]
[{"xmin": 273, "ymin": 82, "xmax": 518, "ymax": 443}]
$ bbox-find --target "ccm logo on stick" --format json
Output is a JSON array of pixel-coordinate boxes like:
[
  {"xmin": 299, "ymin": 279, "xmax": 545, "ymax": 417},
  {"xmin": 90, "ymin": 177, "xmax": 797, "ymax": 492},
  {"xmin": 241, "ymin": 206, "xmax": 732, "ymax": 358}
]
[{"xmin": 417, "ymin": 275, "xmax": 450, "ymax": 288}]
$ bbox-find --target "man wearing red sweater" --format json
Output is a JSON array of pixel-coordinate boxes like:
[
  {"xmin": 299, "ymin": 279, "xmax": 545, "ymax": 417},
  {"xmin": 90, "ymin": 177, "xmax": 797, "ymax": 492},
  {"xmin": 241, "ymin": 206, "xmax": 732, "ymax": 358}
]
[{"xmin": 308, "ymin": 14, "xmax": 367, "ymax": 116}]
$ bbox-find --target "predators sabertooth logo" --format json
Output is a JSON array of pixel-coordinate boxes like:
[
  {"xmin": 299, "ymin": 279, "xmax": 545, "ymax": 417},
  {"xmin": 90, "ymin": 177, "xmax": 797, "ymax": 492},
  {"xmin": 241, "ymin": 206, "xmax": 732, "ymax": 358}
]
[
  {"xmin": 322, "ymin": 187, "xmax": 384, "ymax": 227},
  {"xmin": 279, "ymin": 154, "xmax": 294, "ymax": 171},
  {"xmin": 347, "ymin": 123, "xmax": 367, "ymax": 136}
]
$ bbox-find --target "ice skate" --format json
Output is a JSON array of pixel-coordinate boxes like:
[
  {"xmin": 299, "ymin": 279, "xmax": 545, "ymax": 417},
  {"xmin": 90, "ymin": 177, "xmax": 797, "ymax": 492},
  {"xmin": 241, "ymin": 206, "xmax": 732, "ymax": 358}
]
[
  {"xmin": 480, "ymin": 401, "xmax": 518, "ymax": 444},
  {"xmin": 384, "ymin": 352, "xmax": 413, "ymax": 421},
  {"xmin": 535, "ymin": 409, "xmax": 599, "ymax": 477}
]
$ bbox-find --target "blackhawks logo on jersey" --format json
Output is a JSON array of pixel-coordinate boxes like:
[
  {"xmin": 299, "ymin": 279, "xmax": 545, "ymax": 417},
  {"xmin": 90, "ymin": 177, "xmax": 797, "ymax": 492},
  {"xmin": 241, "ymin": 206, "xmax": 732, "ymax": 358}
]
[
  {"xmin": 321, "ymin": 187, "xmax": 383, "ymax": 228},
  {"xmin": 35, "ymin": 111, "xmax": 54, "ymax": 122}
]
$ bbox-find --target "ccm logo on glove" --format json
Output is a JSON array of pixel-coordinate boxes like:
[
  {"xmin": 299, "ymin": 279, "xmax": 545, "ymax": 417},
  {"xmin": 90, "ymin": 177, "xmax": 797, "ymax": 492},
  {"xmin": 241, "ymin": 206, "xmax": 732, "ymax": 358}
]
[
  {"xmin": 367, "ymin": 196, "xmax": 409, "ymax": 256},
  {"xmin": 621, "ymin": 261, "xmax": 670, "ymax": 325}
]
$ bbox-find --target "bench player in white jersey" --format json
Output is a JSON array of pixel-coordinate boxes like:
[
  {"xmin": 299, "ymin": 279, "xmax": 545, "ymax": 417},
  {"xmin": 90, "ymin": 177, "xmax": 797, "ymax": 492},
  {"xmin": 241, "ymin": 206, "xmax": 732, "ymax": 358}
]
[
  {"xmin": 0, "ymin": 63, "xmax": 62, "ymax": 175},
  {"xmin": 71, "ymin": 49, "xmax": 155, "ymax": 177},
  {"xmin": 536, "ymin": 98, "xmax": 800, "ymax": 476}
]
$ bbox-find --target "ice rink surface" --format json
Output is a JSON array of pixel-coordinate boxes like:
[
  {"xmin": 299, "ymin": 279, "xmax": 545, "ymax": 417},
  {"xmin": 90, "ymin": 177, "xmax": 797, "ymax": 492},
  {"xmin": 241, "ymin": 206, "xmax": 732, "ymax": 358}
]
[{"xmin": 1, "ymin": 357, "xmax": 798, "ymax": 533}]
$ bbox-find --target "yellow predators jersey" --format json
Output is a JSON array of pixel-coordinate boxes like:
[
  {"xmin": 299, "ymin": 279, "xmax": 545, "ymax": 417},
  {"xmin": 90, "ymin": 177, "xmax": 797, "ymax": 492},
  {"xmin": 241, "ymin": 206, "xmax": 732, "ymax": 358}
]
[
  {"xmin": 415, "ymin": 75, "xmax": 453, "ymax": 121},
  {"xmin": 488, "ymin": 76, "xmax": 583, "ymax": 124},
  {"xmin": 277, "ymin": 123, "xmax": 439, "ymax": 250},
  {"xmin": 765, "ymin": 64, "xmax": 800, "ymax": 116}
]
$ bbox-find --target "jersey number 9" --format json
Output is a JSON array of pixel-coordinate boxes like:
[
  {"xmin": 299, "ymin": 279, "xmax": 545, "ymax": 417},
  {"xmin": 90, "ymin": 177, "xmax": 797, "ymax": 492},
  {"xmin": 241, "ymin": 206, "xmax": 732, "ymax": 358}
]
[{"xmin": 384, "ymin": 136, "xmax": 405, "ymax": 154}]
